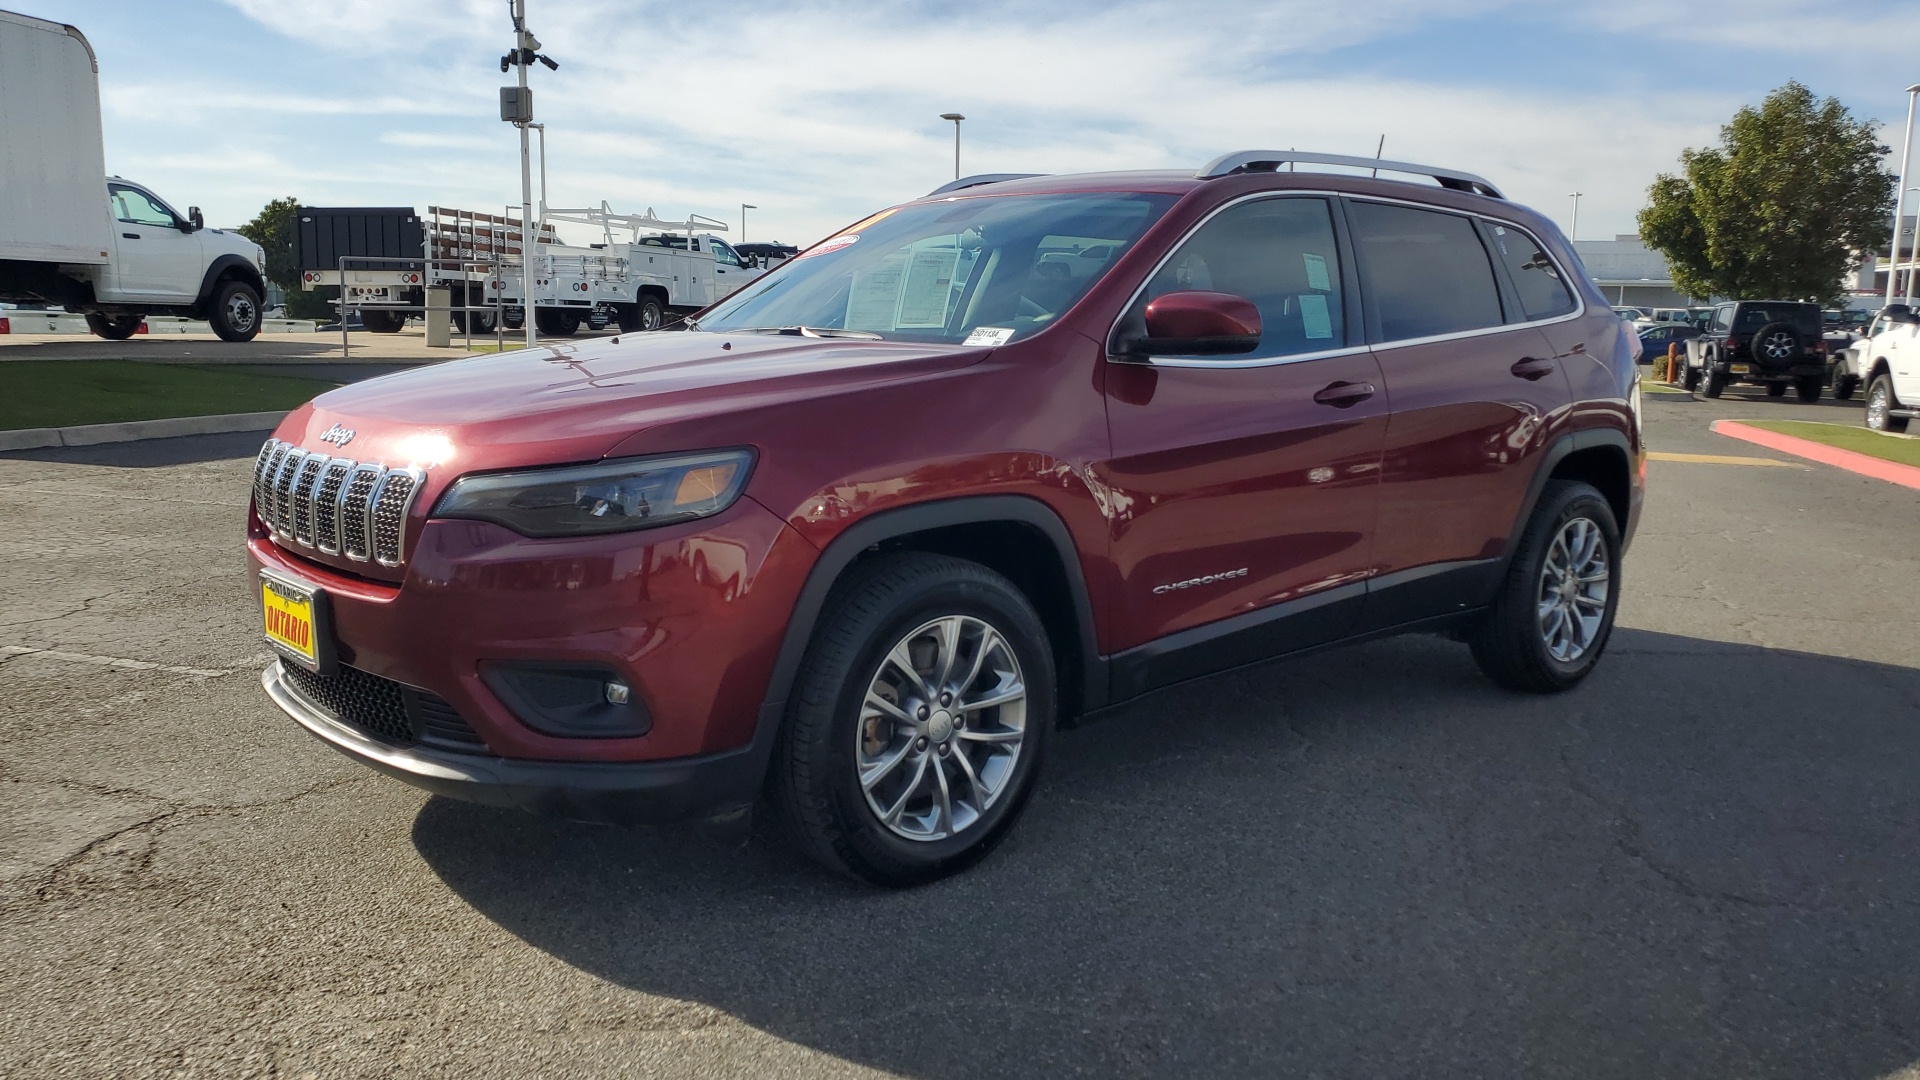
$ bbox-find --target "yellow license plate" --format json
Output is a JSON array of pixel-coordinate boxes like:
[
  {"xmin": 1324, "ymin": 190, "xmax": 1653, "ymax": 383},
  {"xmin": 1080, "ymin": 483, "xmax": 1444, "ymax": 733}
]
[
  {"xmin": 262, "ymin": 574, "xmax": 319, "ymax": 668},
  {"xmin": 1730, "ymin": 364, "xmax": 1751, "ymax": 374}
]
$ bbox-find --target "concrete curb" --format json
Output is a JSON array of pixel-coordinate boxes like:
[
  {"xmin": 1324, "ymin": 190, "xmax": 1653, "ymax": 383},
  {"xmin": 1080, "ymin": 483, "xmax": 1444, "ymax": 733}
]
[
  {"xmin": 0, "ymin": 410, "xmax": 286, "ymax": 451},
  {"xmin": 1712, "ymin": 420, "xmax": 1920, "ymax": 491}
]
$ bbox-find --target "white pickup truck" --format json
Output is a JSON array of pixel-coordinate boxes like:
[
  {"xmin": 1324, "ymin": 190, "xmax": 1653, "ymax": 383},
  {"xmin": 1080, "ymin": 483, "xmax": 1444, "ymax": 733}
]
[
  {"xmin": 0, "ymin": 9, "xmax": 266, "ymax": 340},
  {"xmin": 1843, "ymin": 304, "xmax": 1920, "ymax": 433}
]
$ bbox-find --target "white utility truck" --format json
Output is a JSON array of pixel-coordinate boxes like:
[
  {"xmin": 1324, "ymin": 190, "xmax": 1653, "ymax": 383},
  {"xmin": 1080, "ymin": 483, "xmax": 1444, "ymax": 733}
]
[
  {"xmin": 0, "ymin": 9, "xmax": 266, "ymax": 340},
  {"xmin": 1844, "ymin": 304, "xmax": 1920, "ymax": 433},
  {"xmin": 292, "ymin": 203, "xmax": 764, "ymax": 335}
]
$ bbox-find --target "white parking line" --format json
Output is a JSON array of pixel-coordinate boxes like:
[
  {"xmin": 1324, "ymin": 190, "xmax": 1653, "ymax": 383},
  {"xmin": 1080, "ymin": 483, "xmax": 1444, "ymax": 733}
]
[{"xmin": 0, "ymin": 644, "xmax": 229, "ymax": 677}]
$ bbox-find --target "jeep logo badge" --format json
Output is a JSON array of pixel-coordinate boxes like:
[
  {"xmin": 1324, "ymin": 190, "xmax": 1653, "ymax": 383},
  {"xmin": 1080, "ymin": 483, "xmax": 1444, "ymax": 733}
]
[{"xmin": 318, "ymin": 424, "xmax": 355, "ymax": 447}]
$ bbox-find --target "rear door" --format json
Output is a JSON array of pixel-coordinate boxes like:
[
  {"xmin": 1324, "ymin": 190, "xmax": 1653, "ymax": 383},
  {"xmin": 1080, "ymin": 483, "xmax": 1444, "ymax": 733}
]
[
  {"xmin": 1099, "ymin": 195, "xmax": 1387, "ymax": 685},
  {"xmin": 1344, "ymin": 199, "xmax": 1573, "ymax": 631},
  {"xmin": 106, "ymin": 183, "xmax": 201, "ymax": 301}
]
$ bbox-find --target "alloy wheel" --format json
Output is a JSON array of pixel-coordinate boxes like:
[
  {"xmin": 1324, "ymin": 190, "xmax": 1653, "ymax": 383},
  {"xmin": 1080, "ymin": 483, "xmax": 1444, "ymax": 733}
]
[
  {"xmin": 1867, "ymin": 383, "xmax": 1890, "ymax": 430},
  {"xmin": 1536, "ymin": 516, "xmax": 1610, "ymax": 663},
  {"xmin": 855, "ymin": 615, "xmax": 1027, "ymax": 842},
  {"xmin": 1760, "ymin": 332, "xmax": 1795, "ymax": 361}
]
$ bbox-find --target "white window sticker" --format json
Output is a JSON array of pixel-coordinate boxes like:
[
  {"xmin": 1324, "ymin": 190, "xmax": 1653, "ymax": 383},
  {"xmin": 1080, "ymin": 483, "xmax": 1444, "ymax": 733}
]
[
  {"xmin": 896, "ymin": 248, "xmax": 962, "ymax": 328},
  {"xmin": 845, "ymin": 253, "xmax": 908, "ymax": 331},
  {"xmin": 1299, "ymin": 294, "xmax": 1333, "ymax": 340},
  {"xmin": 1303, "ymin": 253, "xmax": 1332, "ymax": 292},
  {"xmin": 963, "ymin": 326, "xmax": 1016, "ymax": 347}
]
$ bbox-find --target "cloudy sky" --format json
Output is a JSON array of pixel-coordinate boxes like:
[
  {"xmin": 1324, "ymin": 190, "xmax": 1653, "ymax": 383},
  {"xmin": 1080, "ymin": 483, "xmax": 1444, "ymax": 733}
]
[{"xmin": 23, "ymin": 0, "xmax": 1920, "ymax": 247}]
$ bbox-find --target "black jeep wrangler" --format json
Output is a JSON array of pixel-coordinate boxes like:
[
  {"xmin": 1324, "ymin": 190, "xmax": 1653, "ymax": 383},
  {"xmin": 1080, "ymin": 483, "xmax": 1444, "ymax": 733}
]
[{"xmin": 1685, "ymin": 301, "xmax": 1829, "ymax": 401}]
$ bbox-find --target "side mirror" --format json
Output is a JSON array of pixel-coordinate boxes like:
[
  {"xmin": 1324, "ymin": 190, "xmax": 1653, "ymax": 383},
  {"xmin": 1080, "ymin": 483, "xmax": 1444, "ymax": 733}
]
[
  {"xmin": 185, "ymin": 207, "xmax": 204, "ymax": 233},
  {"xmin": 1134, "ymin": 291, "xmax": 1261, "ymax": 356}
]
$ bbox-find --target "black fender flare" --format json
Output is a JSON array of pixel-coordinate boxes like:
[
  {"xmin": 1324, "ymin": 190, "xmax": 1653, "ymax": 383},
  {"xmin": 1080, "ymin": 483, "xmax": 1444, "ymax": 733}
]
[
  {"xmin": 192, "ymin": 255, "xmax": 266, "ymax": 314},
  {"xmin": 1493, "ymin": 427, "xmax": 1634, "ymax": 590},
  {"xmin": 738, "ymin": 494, "xmax": 1107, "ymax": 788}
]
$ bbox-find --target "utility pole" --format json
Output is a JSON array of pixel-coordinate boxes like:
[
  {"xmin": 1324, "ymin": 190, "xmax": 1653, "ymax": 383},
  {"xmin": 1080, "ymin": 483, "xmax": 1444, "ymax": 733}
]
[
  {"xmin": 741, "ymin": 203, "xmax": 756, "ymax": 243},
  {"xmin": 940, "ymin": 113, "xmax": 965, "ymax": 179},
  {"xmin": 1888, "ymin": 85, "xmax": 1920, "ymax": 305},
  {"xmin": 502, "ymin": 0, "xmax": 558, "ymax": 348},
  {"xmin": 1567, "ymin": 192, "xmax": 1584, "ymax": 242}
]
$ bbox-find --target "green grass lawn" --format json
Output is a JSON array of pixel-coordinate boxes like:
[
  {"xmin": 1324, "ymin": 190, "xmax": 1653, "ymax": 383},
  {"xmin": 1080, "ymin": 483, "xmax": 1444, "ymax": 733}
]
[
  {"xmin": 0, "ymin": 361, "xmax": 340, "ymax": 431},
  {"xmin": 1741, "ymin": 420, "xmax": 1920, "ymax": 468}
]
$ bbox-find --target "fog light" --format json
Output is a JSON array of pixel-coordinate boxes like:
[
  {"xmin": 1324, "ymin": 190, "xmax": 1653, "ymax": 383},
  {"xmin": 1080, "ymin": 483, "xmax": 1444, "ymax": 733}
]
[
  {"xmin": 605, "ymin": 680, "xmax": 630, "ymax": 705},
  {"xmin": 480, "ymin": 663, "xmax": 651, "ymax": 738}
]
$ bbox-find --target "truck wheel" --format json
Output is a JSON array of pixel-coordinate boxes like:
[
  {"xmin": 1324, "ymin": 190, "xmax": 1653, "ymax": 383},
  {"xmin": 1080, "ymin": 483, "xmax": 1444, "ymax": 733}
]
[
  {"xmin": 1766, "ymin": 382, "xmax": 1787, "ymax": 398},
  {"xmin": 1468, "ymin": 480, "xmax": 1621, "ymax": 693},
  {"xmin": 1865, "ymin": 375, "xmax": 1909, "ymax": 433},
  {"xmin": 84, "ymin": 313, "xmax": 141, "ymax": 340},
  {"xmin": 533, "ymin": 309, "xmax": 577, "ymax": 337},
  {"xmin": 617, "ymin": 294, "xmax": 665, "ymax": 332},
  {"xmin": 1832, "ymin": 373, "xmax": 1858, "ymax": 401},
  {"xmin": 451, "ymin": 309, "xmax": 497, "ymax": 334},
  {"xmin": 360, "ymin": 309, "xmax": 406, "ymax": 334},
  {"xmin": 1795, "ymin": 375, "xmax": 1822, "ymax": 403},
  {"xmin": 1681, "ymin": 361, "xmax": 1702, "ymax": 391},
  {"xmin": 1701, "ymin": 365, "xmax": 1726, "ymax": 398},
  {"xmin": 208, "ymin": 279, "xmax": 262, "ymax": 342},
  {"xmin": 770, "ymin": 552, "xmax": 1055, "ymax": 887}
]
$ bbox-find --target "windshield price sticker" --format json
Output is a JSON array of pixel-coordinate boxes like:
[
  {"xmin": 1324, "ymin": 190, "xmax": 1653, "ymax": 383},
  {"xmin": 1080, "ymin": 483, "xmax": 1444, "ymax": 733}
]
[
  {"xmin": 798, "ymin": 233, "xmax": 860, "ymax": 260},
  {"xmin": 964, "ymin": 327, "xmax": 1015, "ymax": 347}
]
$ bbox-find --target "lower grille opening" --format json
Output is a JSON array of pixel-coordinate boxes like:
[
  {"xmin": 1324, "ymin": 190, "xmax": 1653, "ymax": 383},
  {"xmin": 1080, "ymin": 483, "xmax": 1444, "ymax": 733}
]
[{"xmin": 280, "ymin": 662, "xmax": 490, "ymax": 754}]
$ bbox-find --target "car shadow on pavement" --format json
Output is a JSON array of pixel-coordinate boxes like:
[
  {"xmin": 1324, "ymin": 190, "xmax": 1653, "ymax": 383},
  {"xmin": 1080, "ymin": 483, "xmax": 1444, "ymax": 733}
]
[{"xmin": 412, "ymin": 628, "xmax": 1920, "ymax": 1079}]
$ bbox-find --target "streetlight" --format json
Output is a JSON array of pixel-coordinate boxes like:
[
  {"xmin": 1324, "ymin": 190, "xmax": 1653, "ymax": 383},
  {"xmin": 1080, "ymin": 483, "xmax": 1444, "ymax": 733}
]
[
  {"xmin": 741, "ymin": 203, "xmax": 756, "ymax": 244},
  {"xmin": 940, "ymin": 113, "xmax": 965, "ymax": 180},
  {"xmin": 1568, "ymin": 192, "xmax": 1584, "ymax": 242},
  {"xmin": 1892, "ymin": 85, "xmax": 1920, "ymax": 306},
  {"xmin": 501, "ymin": 0, "xmax": 559, "ymax": 349}
]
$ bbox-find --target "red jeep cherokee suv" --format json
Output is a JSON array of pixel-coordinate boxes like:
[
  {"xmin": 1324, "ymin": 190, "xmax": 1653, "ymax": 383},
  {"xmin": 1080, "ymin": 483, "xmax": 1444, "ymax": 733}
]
[{"xmin": 248, "ymin": 151, "xmax": 1643, "ymax": 885}]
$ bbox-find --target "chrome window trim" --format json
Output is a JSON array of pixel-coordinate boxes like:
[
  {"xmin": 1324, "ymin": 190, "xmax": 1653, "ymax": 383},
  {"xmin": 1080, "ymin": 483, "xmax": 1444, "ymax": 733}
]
[{"xmin": 1105, "ymin": 189, "xmax": 1589, "ymax": 372}]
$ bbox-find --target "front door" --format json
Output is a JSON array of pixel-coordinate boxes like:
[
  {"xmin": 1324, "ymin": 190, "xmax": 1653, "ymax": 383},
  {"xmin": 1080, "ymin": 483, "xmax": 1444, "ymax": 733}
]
[
  {"xmin": 1342, "ymin": 199, "xmax": 1574, "ymax": 630},
  {"xmin": 1099, "ymin": 195, "xmax": 1387, "ymax": 692},
  {"xmin": 107, "ymin": 183, "xmax": 201, "ymax": 301}
]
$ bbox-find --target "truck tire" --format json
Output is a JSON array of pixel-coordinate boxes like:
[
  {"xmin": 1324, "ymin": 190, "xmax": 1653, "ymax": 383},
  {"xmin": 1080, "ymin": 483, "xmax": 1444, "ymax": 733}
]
[
  {"xmin": 1681, "ymin": 360, "xmax": 1702, "ymax": 391},
  {"xmin": 1766, "ymin": 382, "xmax": 1787, "ymax": 397},
  {"xmin": 360, "ymin": 309, "xmax": 406, "ymax": 334},
  {"xmin": 617, "ymin": 294, "xmax": 665, "ymax": 332},
  {"xmin": 1795, "ymin": 375, "xmax": 1821, "ymax": 403},
  {"xmin": 208, "ymin": 279, "xmax": 262, "ymax": 342},
  {"xmin": 1832, "ymin": 371, "xmax": 1858, "ymax": 400},
  {"xmin": 1469, "ymin": 480, "xmax": 1621, "ymax": 693},
  {"xmin": 769, "ymin": 552, "xmax": 1055, "ymax": 887},
  {"xmin": 534, "ymin": 309, "xmax": 578, "ymax": 337},
  {"xmin": 1865, "ymin": 374, "xmax": 1909, "ymax": 433},
  {"xmin": 451, "ymin": 309, "xmax": 497, "ymax": 334},
  {"xmin": 84, "ymin": 313, "xmax": 141, "ymax": 340},
  {"xmin": 1701, "ymin": 364, "xmax": 1727, "ymax": 398}
]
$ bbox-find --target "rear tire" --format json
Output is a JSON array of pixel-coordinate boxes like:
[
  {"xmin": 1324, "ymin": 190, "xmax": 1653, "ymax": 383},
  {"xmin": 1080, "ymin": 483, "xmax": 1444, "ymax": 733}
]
[
  {"xmin": 1681, "ymin": 361, "xmax": 1702, "ymax": 391},
  {"xmin": 1794, "ymin": 375, "xmax": 1821, "ymax": 403},
  {"xmin": 617, "ymin": 294, "xmax": 665, "ymax": 332},
  {"xmin": 84, "ymin": 313, "xmax": 141, "ymax": 340},
  {"xmin": 208, "ymin": 279, "xmax": 262, "ymax": 342},
  {"xmin": 534, "ymin": 309, "xmax": 580, "ymax": 337},
  {"xmin": 1866, "ymin": 374, "xmax": 1910, "ymax": 433},
  {"xmin": 1701, "ymin": 365, "xmax": 1726, "ymax": 398},
  {"xmin": 1469, "ymin": 480, "xmax": 1622, "ymax": 694},
  {"xmin": 360, "ymin": 309, "xmax": 406, "ymax": 334},
  {"xmin": 1766, "ymin": 382, "xmax": 1787, "ymax": 398},
  {"xmin": 770, "ymin": 552, "xmax": 1055, "ymax": 887}
]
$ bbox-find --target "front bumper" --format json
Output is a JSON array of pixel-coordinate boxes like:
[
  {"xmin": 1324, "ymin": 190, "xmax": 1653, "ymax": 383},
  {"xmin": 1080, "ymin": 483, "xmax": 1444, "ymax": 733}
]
[{"xmin": 265, "ymin": 663, "xmax": 775, "ymax": 824}]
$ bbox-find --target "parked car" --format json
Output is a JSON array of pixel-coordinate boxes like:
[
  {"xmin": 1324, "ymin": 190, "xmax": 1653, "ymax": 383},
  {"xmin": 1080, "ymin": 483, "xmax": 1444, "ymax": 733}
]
[
  {"xmin": 1683, "ymin": 300, "xmax": 1828, "ymax": 400},
  {"xmin": 1638, "ymin": 322, "xmax": 1702, "ymax": 363},
  {"xmin": 247, "ymin": 150, "xmax": 1642, "ymax": 885},
  {"xmin": 1843, "ymin": 304, "xmax": 1920, "ymax": 431},
  {"xmin": 736, "ymin": 242, "xmax": 800, "ymax": 270},
  {"xmin": 1612, "ymin": 305, "xmax": 1651, "ymax": 321}
]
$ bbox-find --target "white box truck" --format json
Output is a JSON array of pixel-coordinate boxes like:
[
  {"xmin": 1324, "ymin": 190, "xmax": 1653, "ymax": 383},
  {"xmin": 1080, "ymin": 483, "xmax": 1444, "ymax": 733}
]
[{"xmin": 0, "ymin": 9, "xmax": 267, "ymax": 340}]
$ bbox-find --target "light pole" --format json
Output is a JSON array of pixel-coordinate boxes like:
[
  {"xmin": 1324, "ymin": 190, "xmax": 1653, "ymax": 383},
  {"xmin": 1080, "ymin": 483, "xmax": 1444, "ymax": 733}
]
[
  {"xmin": 502, "ymin": 0, "xmax": 558, "ymax": 348},
  {"xmin": 741, "ymin": 203, "xmax": 756, "ymax": 244},
  {"xmin": 940, "ymin": 113, "xmax": 965, "ymax": 180},
  {"xmin": 1567, "ymin": 192, "xmax": 1584, "ymax": 242},
  {"xmin": 1889, "ymin": 84, "xmax": 1920, "ymax": 306}
]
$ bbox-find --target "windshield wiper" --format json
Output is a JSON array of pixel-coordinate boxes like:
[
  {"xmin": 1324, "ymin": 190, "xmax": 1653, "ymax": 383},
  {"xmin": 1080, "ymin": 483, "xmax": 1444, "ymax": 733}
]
[{"xmin": 734, "ymin": 325, "xmax": 884, "ymax": 340}]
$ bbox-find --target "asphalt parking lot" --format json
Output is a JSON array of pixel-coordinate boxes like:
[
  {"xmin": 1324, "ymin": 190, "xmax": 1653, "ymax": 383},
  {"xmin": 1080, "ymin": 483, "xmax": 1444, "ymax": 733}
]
[{"xmin": 2, "ymin": 379, "xmax": 1918, "ymax": 1078}]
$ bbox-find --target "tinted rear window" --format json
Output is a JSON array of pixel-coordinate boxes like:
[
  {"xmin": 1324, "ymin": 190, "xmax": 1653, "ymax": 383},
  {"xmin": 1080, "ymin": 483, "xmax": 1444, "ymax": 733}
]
[
  {"xmin": 1736, "ymin": 304, "xmax": 1820, "ymax": 329},
  {"xmin": 1485, "ymin": 223, "xmax": 1576, "ymax": 321},
  {"xmin": 1348, "ymin": 201, "xmax": 1504, "ymax": 342}
]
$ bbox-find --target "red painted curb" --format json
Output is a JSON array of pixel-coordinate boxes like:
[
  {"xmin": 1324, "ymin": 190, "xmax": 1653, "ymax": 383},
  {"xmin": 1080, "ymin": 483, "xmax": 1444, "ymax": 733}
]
[{"xmin": 1711, "ymin": 420, "xmax": 1920, "ymax": 491}]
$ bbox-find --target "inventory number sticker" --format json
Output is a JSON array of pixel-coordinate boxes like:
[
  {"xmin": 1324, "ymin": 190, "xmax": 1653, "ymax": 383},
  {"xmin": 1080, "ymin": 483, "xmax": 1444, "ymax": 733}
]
[{"xmin": 964, "ymin": 326, "xmax": 1015, "ymax": 347}]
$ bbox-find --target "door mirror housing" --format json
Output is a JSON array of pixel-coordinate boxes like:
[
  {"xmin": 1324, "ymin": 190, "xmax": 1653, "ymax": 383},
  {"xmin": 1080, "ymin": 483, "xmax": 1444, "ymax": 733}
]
[
  {"xmin": 1133, "ymin": 291, "xmax": 1262, "ymax": 356},
  {"xmin": 184, "ymin": 207, "xmax": 204, "ymax": 233}
]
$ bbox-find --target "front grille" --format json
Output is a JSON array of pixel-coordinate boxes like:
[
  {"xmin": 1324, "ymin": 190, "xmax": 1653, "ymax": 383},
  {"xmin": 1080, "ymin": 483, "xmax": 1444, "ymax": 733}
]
[
  {"xmin": 251, "ymin": 438, "xmax": 425, "ymax": 566},
  {"xmin": 279, "ymin": 661, "xmax": 489, "ymax": 753}
]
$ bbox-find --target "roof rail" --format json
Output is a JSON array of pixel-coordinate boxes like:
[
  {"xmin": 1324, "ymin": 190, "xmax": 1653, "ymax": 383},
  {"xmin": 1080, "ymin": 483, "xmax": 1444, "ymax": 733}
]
[
  {"xmin": 1196, "ymin": 151, "xmax": 1503, "ymax": 199},
  {"xmin": 927, "ymin": 173, "xmax": 1047, "ymax": 197}
]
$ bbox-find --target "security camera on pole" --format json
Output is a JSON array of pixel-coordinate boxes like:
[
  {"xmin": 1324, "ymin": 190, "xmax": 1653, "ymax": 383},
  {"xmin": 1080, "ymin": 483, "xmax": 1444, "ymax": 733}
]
[{"xmin": 501, "ymin": 1, "xmax": 559, "ymax": 348}]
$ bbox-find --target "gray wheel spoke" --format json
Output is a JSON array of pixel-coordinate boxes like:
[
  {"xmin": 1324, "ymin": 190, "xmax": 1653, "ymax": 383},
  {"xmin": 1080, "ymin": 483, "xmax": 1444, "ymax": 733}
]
[
  {"xmin": 956, "ymin": 627, "xmax": 1001, "ymax": 697},
  {"xmin": 885, "ymin": 641, "xmax": 934, "ymax": 700},
  {"xmin": 882, "ymin": 754, "xmax": 931, "ymax": 825},
  {"xmin": 865, "ymin": 691, "xmax": 913, "ymax": 725},
  {"xmin": 860, "ymin": 741, "xmax": 914, "ymax": 791},
  {"xmin": 932, "ymin": 755, "xmax": 955, "ymax": 837},
  {"xmin": 961, "ymin": 683, "xmax": 1024, "ymax": 712},
  {"xmin": 948, "ymin": 743, "xmax": 990, "ymax": 806},
  {"xmin": 958, "ymin": 728, "xmax": 1021, "ymax": 744}
]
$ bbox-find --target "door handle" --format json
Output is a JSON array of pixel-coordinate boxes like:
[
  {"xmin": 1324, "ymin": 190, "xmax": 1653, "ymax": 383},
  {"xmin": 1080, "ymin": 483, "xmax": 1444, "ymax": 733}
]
[
  {"xmin": 1510, "ymin": 357, "xmax": 1555, "ymax": 380},
  {"xmin": 1312, "ymin": 380, "xmax": 1375, "ymax": 408},
  {"xmin": 121, "ymin": 232, "xmax": 140, "ymax": 239}
]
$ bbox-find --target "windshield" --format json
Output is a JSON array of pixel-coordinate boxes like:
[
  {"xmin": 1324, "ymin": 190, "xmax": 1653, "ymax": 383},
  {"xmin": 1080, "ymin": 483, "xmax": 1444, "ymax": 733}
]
[{"xmin": 697, "ymin": 192, "xmax": 1176, "ymax": 345}]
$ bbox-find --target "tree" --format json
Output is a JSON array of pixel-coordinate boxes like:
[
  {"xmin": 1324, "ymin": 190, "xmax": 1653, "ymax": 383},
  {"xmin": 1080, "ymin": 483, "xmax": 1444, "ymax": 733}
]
[
  {"xmin": 237, "ymin": 196, "xmax": 335, "ymax": 320},
  {"xmin": 1638, "ymin": 81, "xmax": 1895, "ymax": 304}
]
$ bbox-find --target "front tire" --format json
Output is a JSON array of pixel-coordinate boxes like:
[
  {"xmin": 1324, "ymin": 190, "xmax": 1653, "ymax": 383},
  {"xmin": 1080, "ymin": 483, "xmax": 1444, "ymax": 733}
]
[
  {"xmin": 1866, "ymin": 374, "xmax": 1910, "ymax": 433},
  {"xmin": 1832, "ymin": 373, "xmax": 1858, "ymax": 401},
  {"xmin": 771, "ymin": 553, "xmax": 1055, "ymax": 887},
  {"xmin": 1700, "ymin": 364, "xmax": 1726, "ymax": 398},
  {"xmin": 84, "ymin": 313, "xmax": 141, "ymax": 340},
  {"xmin": 1469, "ymin": 480, "xmax": 1622, "ymax": 694},
  {"xmin": 208, "ymin": 279, "xmax": 262, "ymax": 342}
]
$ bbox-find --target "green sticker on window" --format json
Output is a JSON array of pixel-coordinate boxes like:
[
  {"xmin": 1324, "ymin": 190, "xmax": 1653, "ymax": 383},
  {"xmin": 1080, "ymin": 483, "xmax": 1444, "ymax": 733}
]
[{"xmin": 1303, "ymin": 253, "xmax": 1331, "ymax": 292}]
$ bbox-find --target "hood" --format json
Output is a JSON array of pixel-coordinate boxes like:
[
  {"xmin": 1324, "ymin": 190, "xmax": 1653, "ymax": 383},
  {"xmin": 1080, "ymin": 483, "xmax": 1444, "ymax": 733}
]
[{"xmin": 277, "ymin": 332, "xmax": 988, "ymax": 477}]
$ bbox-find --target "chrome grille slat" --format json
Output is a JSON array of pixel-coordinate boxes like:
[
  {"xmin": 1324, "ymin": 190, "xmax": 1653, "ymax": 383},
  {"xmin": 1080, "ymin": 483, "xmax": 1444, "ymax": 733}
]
[
  {"xmin": 289, "ymin": 455, "xmax": 327, "ymax": 545},
  {"xmin": 251, "ymin": 437, "xmax": 426, "ymax": 567},
  {"xmin": 312, "ymin": 459, "xmax": 353, "ymax": 555}
]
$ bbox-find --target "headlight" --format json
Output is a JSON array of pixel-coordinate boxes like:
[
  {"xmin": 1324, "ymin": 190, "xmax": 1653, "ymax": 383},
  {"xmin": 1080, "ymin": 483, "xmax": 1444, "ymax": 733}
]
[{"xmin": 431, "ymin": 449, "xmax": 754, "ymax": 537}]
